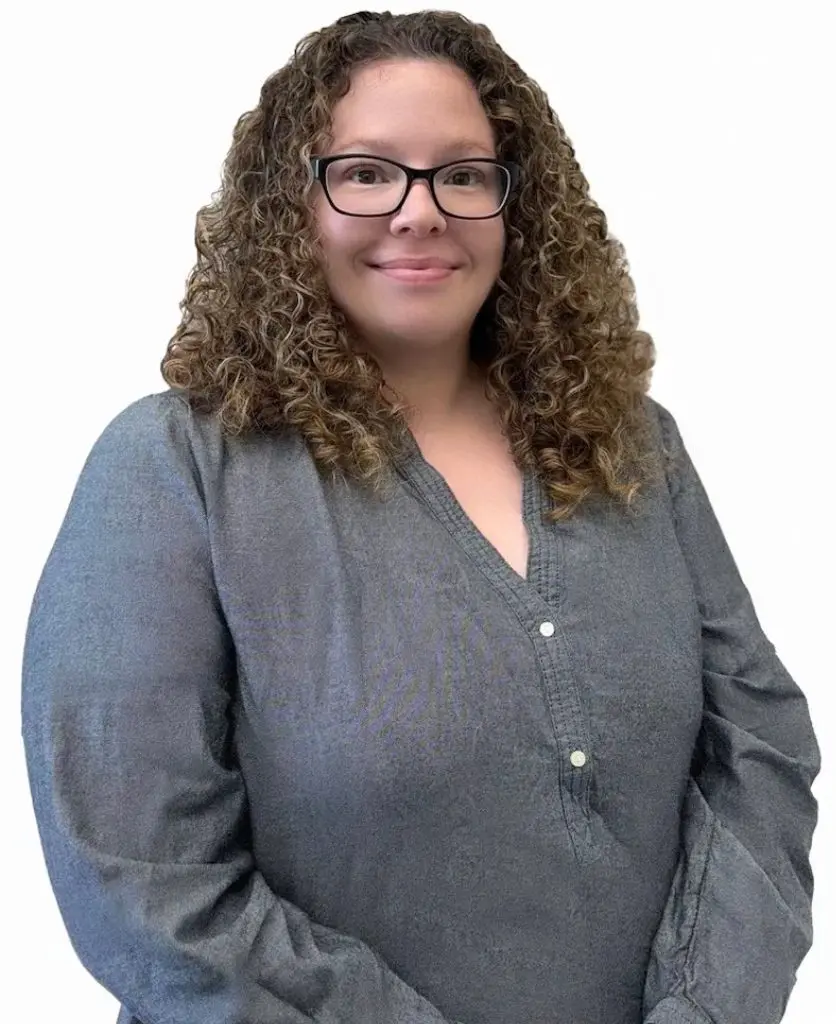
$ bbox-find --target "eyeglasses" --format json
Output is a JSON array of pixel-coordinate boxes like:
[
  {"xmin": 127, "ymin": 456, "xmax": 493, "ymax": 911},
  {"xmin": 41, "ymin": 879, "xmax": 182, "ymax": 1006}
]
[{"xmin": 310, "ymin": 154, "xmax": 521, "ymax": 219}]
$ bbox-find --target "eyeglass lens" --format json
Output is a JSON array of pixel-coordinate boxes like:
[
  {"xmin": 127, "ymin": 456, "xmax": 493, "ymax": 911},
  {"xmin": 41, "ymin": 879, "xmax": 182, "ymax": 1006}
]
[{"xmin": 325, "ymin": 158, "xmax": 509, "ymax": 216}]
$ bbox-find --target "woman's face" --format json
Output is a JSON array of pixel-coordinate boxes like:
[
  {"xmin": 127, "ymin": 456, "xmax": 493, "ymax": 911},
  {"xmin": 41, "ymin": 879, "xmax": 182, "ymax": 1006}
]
[{"xmin": 311, "ymin": 58, "xmax": 506, "ymax": 357}]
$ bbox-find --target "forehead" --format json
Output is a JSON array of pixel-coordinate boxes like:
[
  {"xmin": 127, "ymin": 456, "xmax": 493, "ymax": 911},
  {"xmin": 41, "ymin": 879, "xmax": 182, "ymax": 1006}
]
[{"xmin": 328, "ymin": 59, "xmax": 496, "ymax": 158}]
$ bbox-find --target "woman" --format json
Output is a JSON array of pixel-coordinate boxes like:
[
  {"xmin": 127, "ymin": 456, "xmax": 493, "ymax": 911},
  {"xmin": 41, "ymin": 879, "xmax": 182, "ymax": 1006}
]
[{"xmin": 21, "ymin": 10, "xmax": 820, "ymax": 1024}]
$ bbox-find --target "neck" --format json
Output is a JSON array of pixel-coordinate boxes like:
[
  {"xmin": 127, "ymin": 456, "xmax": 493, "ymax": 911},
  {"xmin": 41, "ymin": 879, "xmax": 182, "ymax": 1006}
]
[{"xmin": 376, "ymin": 352, "xmax": 488, "ymax": 431}]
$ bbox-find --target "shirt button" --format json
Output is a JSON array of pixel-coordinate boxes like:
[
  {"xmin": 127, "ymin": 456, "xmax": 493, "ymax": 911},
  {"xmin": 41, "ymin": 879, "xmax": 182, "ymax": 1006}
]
[
  {"xmin": 539, "ymin": 621, "xmax": 555, "ymax": 637},
  {"xmin": 570, "ymin": 750, "xmax": 587, "ymax": 768}
]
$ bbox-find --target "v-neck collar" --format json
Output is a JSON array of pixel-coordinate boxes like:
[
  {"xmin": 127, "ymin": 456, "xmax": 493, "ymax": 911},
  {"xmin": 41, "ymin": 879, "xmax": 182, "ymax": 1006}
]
[{"xmin": 394, "ymin": 427, "xmax": 558, "ymax": 609}]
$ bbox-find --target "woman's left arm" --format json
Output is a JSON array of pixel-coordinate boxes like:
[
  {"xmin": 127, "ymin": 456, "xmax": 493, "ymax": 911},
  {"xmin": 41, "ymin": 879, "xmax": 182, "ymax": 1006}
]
[{"xmin": 642, "ymin": 401, "xmax": 822, "ymax": 1024}]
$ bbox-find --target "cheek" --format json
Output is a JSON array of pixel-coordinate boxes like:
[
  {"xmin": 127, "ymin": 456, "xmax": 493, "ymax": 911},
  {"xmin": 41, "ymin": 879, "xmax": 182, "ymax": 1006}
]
[
  {"xmin": 491, "ymin": 222, "xmax": 506, "ymax": 265},
  {"xmin": 317, "ymin": 210, "xmax": 374, "ymax": 270},
  {"xmin": 468, "ymin": 222, "xmax": 504, "ymax": 269},
  {"xmin": 442, "ymin": 216, "xmax": 502, "ymax": 245}
]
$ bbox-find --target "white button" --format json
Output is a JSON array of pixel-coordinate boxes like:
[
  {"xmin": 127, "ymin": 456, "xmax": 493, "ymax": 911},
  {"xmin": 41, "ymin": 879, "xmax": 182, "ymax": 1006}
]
[
  {"xmin": 570, "ymin": 750, "xmax": 587, "ymax": 768},
  {"xmin": 539, "ymin": 621, "xmax": 555, "ymax": 637}
]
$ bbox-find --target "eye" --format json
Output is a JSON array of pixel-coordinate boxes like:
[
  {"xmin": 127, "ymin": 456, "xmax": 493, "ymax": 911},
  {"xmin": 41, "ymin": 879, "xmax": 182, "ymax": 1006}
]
[
  {"xmin": 341, "ymin": 161, "xmax": 394, "ymax": 185},
  {"xmin": 441, "ymin": 165, "xmax": 487, "ymax": 187},
  {"xmin": 348, "ymin": 167, "xmax": 381, "ymax": 185}
]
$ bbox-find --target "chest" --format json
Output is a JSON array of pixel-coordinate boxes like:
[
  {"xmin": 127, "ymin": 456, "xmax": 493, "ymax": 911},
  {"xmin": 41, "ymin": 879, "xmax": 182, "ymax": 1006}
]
[{"xmin": 413, "ymin": 428, "xmax": 531, "ymax": 580}]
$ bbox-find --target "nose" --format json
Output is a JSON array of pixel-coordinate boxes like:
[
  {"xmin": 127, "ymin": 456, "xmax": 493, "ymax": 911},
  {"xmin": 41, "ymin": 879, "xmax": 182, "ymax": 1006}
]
[{"xmin": 390, "ymin": 178, "xmax": 446, "ymax": 233}]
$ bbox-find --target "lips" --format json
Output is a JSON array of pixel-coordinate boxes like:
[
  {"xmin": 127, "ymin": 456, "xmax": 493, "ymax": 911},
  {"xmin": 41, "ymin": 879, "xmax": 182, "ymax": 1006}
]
[
  {"xmin": 367, "ymin": 258, "xmax": 460, "ymax": 286},
  {"xmin": 371, "ymin": 265, "xmax": 457, "ymax": 283},
  {"xmin": 370, "ymin": 258, "xmax": 459, "ymax": 270}
]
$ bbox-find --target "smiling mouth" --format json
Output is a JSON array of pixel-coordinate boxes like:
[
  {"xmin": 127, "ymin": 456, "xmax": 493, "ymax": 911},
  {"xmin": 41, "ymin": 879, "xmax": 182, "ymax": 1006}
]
[{"xmin": 370, "ymin": 265, "xmax": 458, "ymax": 282}]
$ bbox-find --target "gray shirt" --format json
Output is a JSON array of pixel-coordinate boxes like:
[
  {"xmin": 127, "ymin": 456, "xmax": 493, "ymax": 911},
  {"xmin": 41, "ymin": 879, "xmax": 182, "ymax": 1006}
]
[{"xmin": 21, "ymin": 388, "xmax": 820, "ymax": 1024}]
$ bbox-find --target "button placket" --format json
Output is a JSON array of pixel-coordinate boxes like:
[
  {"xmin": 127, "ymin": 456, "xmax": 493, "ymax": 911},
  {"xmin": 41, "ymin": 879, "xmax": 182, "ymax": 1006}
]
[{"xmin": 537, "ymin": 620, "xmax": 591, "ymax": 773}]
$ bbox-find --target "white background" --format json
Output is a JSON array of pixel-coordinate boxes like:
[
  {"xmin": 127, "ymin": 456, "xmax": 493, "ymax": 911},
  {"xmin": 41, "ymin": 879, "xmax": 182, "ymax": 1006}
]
[{"xmin": 3, "ymin": 1, "xmax": 833, "ymax": 1021}]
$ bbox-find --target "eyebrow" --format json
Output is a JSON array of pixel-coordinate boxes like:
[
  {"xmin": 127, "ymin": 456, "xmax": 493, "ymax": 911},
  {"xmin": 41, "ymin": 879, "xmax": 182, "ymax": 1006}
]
[{"xmin": 330, "ymin": 138, "xmax": 496, "ymax": 160}]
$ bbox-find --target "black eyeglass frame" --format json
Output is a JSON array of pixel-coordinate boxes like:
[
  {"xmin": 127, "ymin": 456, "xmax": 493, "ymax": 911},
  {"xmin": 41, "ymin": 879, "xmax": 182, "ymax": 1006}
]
[{"xmin": 309, "ymin": 154, "xmax": 522, "ymax": 220}]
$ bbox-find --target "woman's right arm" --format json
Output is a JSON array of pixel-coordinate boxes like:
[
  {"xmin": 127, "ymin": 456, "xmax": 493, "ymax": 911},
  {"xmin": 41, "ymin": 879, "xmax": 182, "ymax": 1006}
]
[{"xmin": 21, "ymin": 396, "xmax": 455, "ymax": 1024}]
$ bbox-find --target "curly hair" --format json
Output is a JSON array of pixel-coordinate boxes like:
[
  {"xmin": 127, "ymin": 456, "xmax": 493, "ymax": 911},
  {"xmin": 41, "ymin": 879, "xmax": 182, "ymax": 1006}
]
[{"xmin": 160, "ymin": 8, "xmax": 662, "ymax": 523}]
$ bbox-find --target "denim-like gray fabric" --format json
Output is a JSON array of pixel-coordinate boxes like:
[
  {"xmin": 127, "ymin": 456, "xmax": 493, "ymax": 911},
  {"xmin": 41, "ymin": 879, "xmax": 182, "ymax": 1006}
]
[{"xmin": 21, "ymin": 389, "xmax": 820, "ymax": 1024}]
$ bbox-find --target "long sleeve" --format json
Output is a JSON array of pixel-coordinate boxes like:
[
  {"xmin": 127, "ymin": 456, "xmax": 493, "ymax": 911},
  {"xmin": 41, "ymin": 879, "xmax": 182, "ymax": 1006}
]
[
  {"xmin": 641, "ymin": 402, "xmax": 822, "ymax": 1024},
  {"xmin": 20, "ymin": 397, "xmax": 454, "ymax": 1024}
]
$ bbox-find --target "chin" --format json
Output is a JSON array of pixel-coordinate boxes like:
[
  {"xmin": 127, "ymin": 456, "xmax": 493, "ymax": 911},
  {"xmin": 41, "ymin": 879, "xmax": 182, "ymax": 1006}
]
[{"xmin": 373, "ymin": 319, "xmax": 467, "ymax": 344}]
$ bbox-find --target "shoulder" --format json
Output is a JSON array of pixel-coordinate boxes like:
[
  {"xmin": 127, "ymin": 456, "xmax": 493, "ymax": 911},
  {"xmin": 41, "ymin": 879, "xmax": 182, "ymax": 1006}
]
[
  {"xmin": 88, "ymin": 388, "xmax": 194, "ymax": 449},
  {"xmin": 86, "ymin": 388, "xmax": 315, "ymax": 501},
  {"xmin": 642, "ymin": 393, "xmax": 676, "ymax": 439},
  {"xmin": 639, "ymin": 393, "xmax": 692, "ymax": 501},
  {"xmin": 77, "ymin": 389, "xmax": 206, "ymax": 483},
  {"xmin": 642, "ymin": 393, "xmax": 685, "ymax": 457}
]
